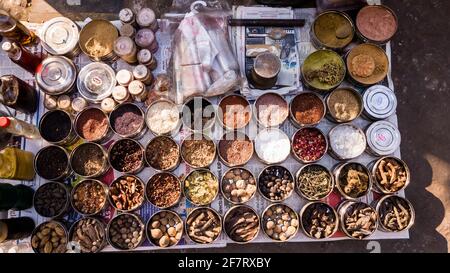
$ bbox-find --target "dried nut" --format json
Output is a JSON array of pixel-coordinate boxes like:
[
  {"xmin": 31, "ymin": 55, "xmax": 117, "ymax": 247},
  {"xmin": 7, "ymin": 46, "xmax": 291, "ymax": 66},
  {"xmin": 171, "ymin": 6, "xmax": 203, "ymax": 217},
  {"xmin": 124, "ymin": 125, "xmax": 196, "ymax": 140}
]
[
  {"xmin": 148, "ymin": 211, "xmax": 183, "ymax": 247},
  {"xmin": 302, "ymin": 202, "xmax": 337, "ymax": 239},
  {"xmin": 151, "ymin": 229, "xmax": 163, "ymax": 239},
  {"xmin": 31, "ymin": 221, "xmax": 67, "ymax": 253},
  {"xmin": 263, "ymin": 204, "xmax": 298, "ymax": 241},
  {"xmin": 259, "ymin": 166, "xmax": 294, "ymax": 201},
  {"xmin": 70, "ymin": 218, "xmax": 106, "ymax": 253},
  {"xmin": 159, "ymin": 235, "xmax": 170, "ymax": 247},
  {"xmin": 72, "ymin": 180, "xmax": 106, "ymax": 215},
  {"xmin": 108, "ymin": 214, "xmax": 144, "ymax": 250},
  {"xmin": 222, "ymin": 168, "xmax": 256, "ymax": 204}
]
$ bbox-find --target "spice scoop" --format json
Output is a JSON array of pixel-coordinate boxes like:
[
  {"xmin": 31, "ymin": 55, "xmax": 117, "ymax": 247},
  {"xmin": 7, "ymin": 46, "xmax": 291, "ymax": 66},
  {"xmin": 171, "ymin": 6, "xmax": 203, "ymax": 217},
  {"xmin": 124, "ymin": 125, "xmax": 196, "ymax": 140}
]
[
  {"xmin": 375, "ymin": 195, "xmax": 414, "ymax": 232},
  {"xmin": 31, "ymin": 220, "xmax": 68, "ymax": 253},
  {"xmin": 261, "ymin": 203, "xmax": 299, "ymax": 242},
  {"xmin": 300, "ymin": 201, "xmax": 338, "ymax": 239},
  {"xmin": 186, "ymin": 207, "xmax": 222, "ymax": 244},
  {"xmin": 296, "ymin": 164, "xmax": 334, "ymax": 201},
  {"xmin": 69, "ymin": 217, "xmax": 107, "ymax": 253},
  {"xmin": 107, "ymin": 213, "xmax": 145, "ymax": 250},
  {"xmin": 338, "ymin": 200, "xmax": 378, "ymax": 240},
  {"xmin": 146, "ymin": 172, "xmax": 182, "ymax": 209},
  {"xmin": 334, "ymin": 162, "xmax": 372, "ymax": 200},
  {"xmin": 184, "ymin": 169, "xmax": 219, "ymax": 206},
  {"xmin": 221, "ymin": 167, "xmax": 257, "ymax": 204},
  {"xmin": 370, "ymin": 156, "xmax": 410, "ymax": 194},
  {"xmin": 108, "ymin": 175, "xmax": 145, "ymax": 212},
  {"xmin": 224, "ymin": 205, "xmax": 260, "ymax": 243},
  {"xmin": 146, "ymin": 210, "xmax": 184, "ymax": 248}
]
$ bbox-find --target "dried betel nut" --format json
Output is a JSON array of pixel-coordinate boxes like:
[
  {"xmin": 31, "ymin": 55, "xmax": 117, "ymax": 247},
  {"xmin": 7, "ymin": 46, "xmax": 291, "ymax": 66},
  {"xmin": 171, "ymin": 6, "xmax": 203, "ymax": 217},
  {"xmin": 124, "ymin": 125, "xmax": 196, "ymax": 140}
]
[
  {"xmin": 108, "ymin": 175, "xmax": 145, "ymax": 211},
  {"xmin": 147, "ymin": 210, "xmax": 184, "ymax": 248},
  {"xmin": 221, "ymin": 168, "xmax": 257, "ymax": 204},
  {"xmin": 224, "ymin": 205, "xmax": 260, "ymax": 243},
  {"xmin": 262, "ymin": 204, "xmax": 299, "ymax": 241},
  {"xmin": 34, "ymin": 182, "xmax": 69, "ymax": 218},
  {"xmin": 71, "ymin": 179, "xmax": 107, "ymax": 215},
  {"xmin": 186, "ymin": 208, "xmax": 222, "ymax": 244},
  {"xmin": 31, "ymin": 221, "xmax": 68, "ymax": 253},
  {"xmin": 258, "ymin": 166, "xmax": 294, "ymax": 202},
  {"xmin": 107, "ymin": 213, "xmax": 145, "ymax": 250},
  {"xmin": 70, "ymin": 218, "xmax": 106, "ymax": 253},
  {"xmin": 301, "ymin": 202, "xmax": 338, "ymax": 239}
]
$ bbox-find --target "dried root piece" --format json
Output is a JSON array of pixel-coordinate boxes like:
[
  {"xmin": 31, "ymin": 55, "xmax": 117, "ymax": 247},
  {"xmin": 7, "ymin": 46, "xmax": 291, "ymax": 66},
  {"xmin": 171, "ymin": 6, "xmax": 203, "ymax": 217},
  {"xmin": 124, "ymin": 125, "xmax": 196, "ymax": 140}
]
[
  {"xmin": 186, "ymin": 208, "xmax": 221, "ymax": 244},
  {"xmin": 375, "ymin": 158, "xmax": 408, "ymax": 193},
  {"xmin": 379, "ymin": 196, "xmax": 413, "ymax": 231}
]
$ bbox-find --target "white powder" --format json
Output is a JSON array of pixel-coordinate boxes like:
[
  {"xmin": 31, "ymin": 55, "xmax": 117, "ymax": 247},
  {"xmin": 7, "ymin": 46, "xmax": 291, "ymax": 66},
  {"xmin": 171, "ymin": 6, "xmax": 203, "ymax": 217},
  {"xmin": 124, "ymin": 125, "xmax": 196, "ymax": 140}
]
[
  {"xmin": 255, "ymin": 128, "xmax": 290, "ymax": 163},
  {"xmin": 146, "ymin": 101, "xmax": 180, "ymax": 135},
  {"xmin": 329, "ymin": 124, "xmax": 366, "ymax": 159}
]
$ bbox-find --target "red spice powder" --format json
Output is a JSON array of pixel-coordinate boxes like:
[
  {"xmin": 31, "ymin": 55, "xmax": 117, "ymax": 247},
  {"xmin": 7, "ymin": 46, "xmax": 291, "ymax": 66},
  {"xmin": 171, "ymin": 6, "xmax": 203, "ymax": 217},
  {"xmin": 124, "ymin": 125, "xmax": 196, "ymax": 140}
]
[
  {"xmin": 356, "ymin": 5, "xmax": 397, "ymax": 42},
  {"xmin": 291, "ymin": 93, "xmax": 324, "ymax": 125}
]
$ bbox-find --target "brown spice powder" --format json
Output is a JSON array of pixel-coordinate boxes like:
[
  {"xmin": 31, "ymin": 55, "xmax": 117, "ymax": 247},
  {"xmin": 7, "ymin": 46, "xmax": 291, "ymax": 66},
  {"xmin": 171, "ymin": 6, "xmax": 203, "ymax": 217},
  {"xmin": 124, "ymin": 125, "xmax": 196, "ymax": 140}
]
[
  {"xmin": 181, "ymin": 137, "xmax": 215, "ymax": 168},
  {"xmin": 145, "ymin": 136, "xmax": 179, "ymax": 170},
  {"xmin": 291, "ymin": 93, "xmax": 324, "ymax": 125},
  {"xmin": 218, "ymin": 138, "xmax": 253, "ymax": 166},
  {"xmin": 146, "ymin": 173, "xmax": 181, "ymax": 208}
]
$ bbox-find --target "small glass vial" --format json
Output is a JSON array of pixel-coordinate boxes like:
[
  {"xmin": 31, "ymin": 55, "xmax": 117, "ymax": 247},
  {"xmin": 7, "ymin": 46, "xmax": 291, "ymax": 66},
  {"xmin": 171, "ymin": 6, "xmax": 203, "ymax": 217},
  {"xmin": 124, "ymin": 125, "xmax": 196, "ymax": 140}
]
[
  {"xmin": 57, "ymin": 95, "xmax": 72, "ymax": 113},
  {"xmin": 135, "ymin": 28, "xmax": 158, "ymax": 53},
  {"xmin": 137, "ymin": 49, "xmax": 157, "ymax": 70},
  {"xmin": 2, "ymin": 42, "xmax": 43, "ymax": 75},
  {"xmin": 114, "ymin": 36, "xmax": 137, "ymax": 64},
  {"xmin": 0, "ymin": 116, "xmax": 40, "ymax": 139},
  {"xmin": 71, "ymin": 97, "xmax": 88, "ymax": 113},
  {"xmin": 119, "ymin": 8, "xmax": 136, "ymax": 26},
  {"xmin": 133, "ymin": 65, "xmax": 153, "ymax": 86},
  {"xmin": 136, "ymin": 8, "xmax": 158, "ymax": 32},
  {"xmin": 116, "ymin": 69, "xmax": 134, "ymax": 86},
  {"xmin": 112, "ymin": 85, "xmax": 131, "ymax": 104},
  {"xmin": 119, "ymin": 23, "xmax": 136, "ymax": 38},
  {"xmin": 44, "ymin": 94, "xmax": 58, "ymax": 110},
  {"xmin": 101, "ymin": 97, "xmax": 116, "ymax": 113},
  {"xmin": 128, "ymin": 80, "xmax": 148, "ymax": 102}
]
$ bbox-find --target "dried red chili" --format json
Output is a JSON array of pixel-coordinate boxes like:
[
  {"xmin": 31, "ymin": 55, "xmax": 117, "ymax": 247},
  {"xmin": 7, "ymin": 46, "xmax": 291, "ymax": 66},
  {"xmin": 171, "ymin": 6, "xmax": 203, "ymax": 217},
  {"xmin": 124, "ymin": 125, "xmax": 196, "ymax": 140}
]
[{"xmin": 292, "ymin": 128, "xmax": 327, "ymax": 162}]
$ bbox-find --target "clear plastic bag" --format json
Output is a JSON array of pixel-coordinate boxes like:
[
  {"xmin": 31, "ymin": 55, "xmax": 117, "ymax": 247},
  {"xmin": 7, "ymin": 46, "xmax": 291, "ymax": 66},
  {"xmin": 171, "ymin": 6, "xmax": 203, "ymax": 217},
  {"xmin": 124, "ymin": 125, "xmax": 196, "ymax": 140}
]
[{"xmin": 168, "ymin": 0, "xmax": 240, "ymax": 104}]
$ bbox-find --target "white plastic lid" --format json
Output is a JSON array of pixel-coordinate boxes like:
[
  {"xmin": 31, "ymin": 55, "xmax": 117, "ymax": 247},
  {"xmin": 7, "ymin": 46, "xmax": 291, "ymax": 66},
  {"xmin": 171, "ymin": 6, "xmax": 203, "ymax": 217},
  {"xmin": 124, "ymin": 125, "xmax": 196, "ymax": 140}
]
[
  {"xmin": 116, "ymin": 69, "xmax": 133, "ymax": 86},
  {"xmin": 112, "ymin": 85, "xmax": 129, "ymax": 101},
  {"xmin": 136, "ymin": 8, "xmax": 156, "ymax": 27},
  {"xmin": 366, "ymin": 120, "xmax": 401, "ymax": 156},
  {"xmin": 128, "ymin": 80, "xmax": 145, "ymax": 95}
]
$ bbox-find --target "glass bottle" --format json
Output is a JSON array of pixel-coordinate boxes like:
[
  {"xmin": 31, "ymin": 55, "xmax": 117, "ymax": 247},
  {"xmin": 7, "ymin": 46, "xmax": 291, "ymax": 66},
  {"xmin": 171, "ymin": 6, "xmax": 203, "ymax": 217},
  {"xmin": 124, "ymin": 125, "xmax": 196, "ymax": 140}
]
[
  {"xmin": 0, "ymin": 117, "xmax": 40, "ymax": 139},
  {"xmin": 0, "ymin": 147, "xmax": 35, "ymax": 181},
  {"xmin": 0, "ymin": 183, "xmax": 34, "ymax": 211},
  {"xmin": 0, "ymin": 75, "xmax": 38, "ymax": 114},
  {"xmin": 1, "ymin": 42, "xmax": 43, "ymax": 75},
  {"xmin": 0, "ymin": 217, "xmax": 35, "ymax": 243},
  {"xmin": 0, "ymin": 9, "xmax": 37, "ymax": 46}
]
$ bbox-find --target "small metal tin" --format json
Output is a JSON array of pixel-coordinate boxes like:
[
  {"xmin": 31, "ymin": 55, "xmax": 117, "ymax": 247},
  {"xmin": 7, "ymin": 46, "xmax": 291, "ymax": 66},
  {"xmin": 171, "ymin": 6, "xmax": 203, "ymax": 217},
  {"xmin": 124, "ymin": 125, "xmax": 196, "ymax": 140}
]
[
  {"xmin": 289, "ymin": 91, "xmax": 326, "ymax": 127},
  {"xmin": 119, "ymin": 8, "xmax": 136, "ymax": 25},
  {"xmin": 108, "ymin": 174, "xmax": 145, "ymax": 212},
  {"xmin": 355, "ymin": 5, "xmax": 398, "ymax": 45},
  {"xmin": 135, "ymin": 28, "xmax": 158, "ymax": 53},
  {"xmin": 69, "ymin": 142, "xmax": 109, "ymax": 178},
  {"xmin": 181, "ymin": 97, "xmax": 216, "ymax": 133},
  {"xmin": 328, "ymin": 123, "xmax": 366, "ymax": 160},
  {"xmin": 74, "ymin": 106, "xmax": 113, "ymax": 143},
  {"xmin": 253, "ymin": 92, "xmax": 289, "ymax": 128},
  {"xmin": 31, "ymin": 220, "xmax": 69, "ymax": 253},
  {"xmin": 137, "ymin": 48, "xmax": 157, "ymax": 70},
  {"xmin": 257, "ymin": 165, "xmax": 295, "ymax": 202},
  {"xmin": 57, "ymin": 95, "xmax": 72, "ymax": 113},
  {"xmin": 217, "ymin": 131, "xmax": 253, "ymax": 167},
  {"xmin": 133, "ymin": 64, "xmax": 153, "ymax": 85},
  {"xmin": 183, "ymin": 168, "xmax": 219, "ymax": 206},
  {"xmin": 79, "ymin": 19, "xmax": 118, "ymax": 62},
  {"xmin": 299, "ymin": 201, "xmax": 339, "ymax": 239},
  {"xmin": 136, "ymin": 8, "xmax": 159, "ymax": 31},
  {"xmin": 33, "ymin": 182, "xmax": 71, "ymax": 219},
  {"xmin": 365, "ymin": 120, "xmax": 401, "ymax": 156},
  {"xmin": 295, "ymin": 163, "xmax": 334, "ymax": 201},
  {"xmin": 39, "ymin": 109, "xmax": 79, "ymax": 146},
  {"xmin": 220, "ymin": 167, "xmax": 257, "ymax": 205},
  {"xmin": 254, "ymin": 128, "xmax": 290, "ymax": 164},
  {"xmin": 34, "ymin": 145, "xmax": 72, "ymax": 181},
  {"xmin": 325, "ymin": 87, "xmax": 363, "ymax": 123},
  {"xmin": 291, "ymin": 127, "xmax": 328, "ymax": 164},
  {"xmin": 369, "ymin": 156, "xmax": 410, "ymax": 194},
  {"xmin": 145, "ymin": 136, "xmax": 181, "ymax": 172},
  {"xmin": 362, "ymin": 85, "xmax": 397, "ymax": 121},
  {"xmin": 114, "ymin": 36, "xmax": 137, "ymax": 64},
  {"xmin": 145, "ymin": 98, "xmax": 182, "ymax": 136},
  {"xmin": 146, "ymin": 210, "xmax": 184, "ymax": 248},
  {"xmin": 112, "ymin": 85, "xmax": 131, "ymax": 103},
  {"xmin": 109, "ymin": 102, "xmax": 147, "ymax": 139},
  {"xmin": 116, "ymin": 69, "xmax": 134, "ymax": 86},
  {"xmin": 217, "ymin": 94, "xmax": 252, "ymax": 130},
  {"xmin": 107, "ymin": 138, "xmax": 145, "ymax": 174},
  {"xmin": 77, "ymin": 62, "xmax": 117, "ymax": 103},
  {"xmin": 106, "ymin": 213, "xmax": 145, "ymax": 250},
  {"xmin": 70, "ymin": 179, "xmax": 109, "ymax": 217},
  {"xmin": 145, "ymin": 172, "xmax": 182, "ymax": 209},
  {"xmin": 40, "ymin": 17, "xmax": 80, "ymax": 58},
  {"xmin": 249, "ymin": 52, "xmax": 281, "ymax": 89},
  {"xmin": 261, "ymin": 203, "xmax": 299, "ymax": 242},
  {"xmin": 185, "ymin": 207, "xmax": 222, "ymax": 244},
  {"xmin": 333, "ymin": 162, "xmax": 373, "ymax": 200},
  {"xmin": 223, "ymin": 205, "xmax": 260, "ymax": 244},
  {"xmin": 35, "ymin": 56, "xmax": 77, "ymax": 96},
  {"xmin": 119, "ymin": 23, "xmax": 136, "ymax": 38},
  {"xmin": 180, "ymin": 133, "xmax": 217, "ymax": 169},
  {"xmin": 68, "ymin": 217, "xmax": 107, "ymax": 253},
  {"xmin": 374, "ymin": 195, "xmax": 415, "ymax": 232},
  {"xmin": 337, "ymin": 200, "xmax": 378, "ymax": 240},
  {"xmin": 310, "ymin": 10, "xmax": 355, "ymax": 51}
]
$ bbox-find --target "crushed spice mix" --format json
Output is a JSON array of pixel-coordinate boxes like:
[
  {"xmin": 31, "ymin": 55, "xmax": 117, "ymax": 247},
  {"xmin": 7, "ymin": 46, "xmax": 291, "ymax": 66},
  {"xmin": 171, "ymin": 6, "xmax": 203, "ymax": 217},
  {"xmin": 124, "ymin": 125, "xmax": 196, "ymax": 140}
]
[
  {"xmin": 146, "ymin": 172, "xmax": 181, "ymax": 208},
  {"xmin": 145, "ymin": 136, "xmax": 179, "ymax": 171},
  {"xmin": 181, "ymin": 134, "xmax": 215, "ymax": 168},
  {"xmin": 291, "ymin": 93, "xmax": 324, "ymax": 125}
]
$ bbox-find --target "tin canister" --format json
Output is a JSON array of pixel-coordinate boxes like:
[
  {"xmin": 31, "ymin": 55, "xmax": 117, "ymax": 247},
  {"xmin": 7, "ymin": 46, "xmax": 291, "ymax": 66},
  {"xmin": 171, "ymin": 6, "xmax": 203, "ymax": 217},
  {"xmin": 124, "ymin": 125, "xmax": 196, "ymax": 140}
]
[
  {"xmin": 35, "ymin": 56, "xmax": 77, "ymax": 96},
  {"xmin": 289, "ymin": 91, "xmax": 326, "ymax": 128},
  {"xmin": 299, "ymin": 201, "xmax": 339, "ymax": 239},
  {"xmin": 119, "ymin": 8, "xmax": 136, "ymax": 25},
  {"xmin": 34, "ymin": 145, "xmax": 73, "ymax": 181},
  {"xmin": 68, "ymin": 217, "xmax": 107, "ymax": 253},
  {"xmin": 137, "ymin": 49, "xmax": 157, "ymax": 70},
  {"xmin": 133, "ymin": 65, "xmax": 153, "ymax": 86},
  {"xmin": 369, "ymin": 156, "xmax": 410, "ymax": 194},
  {"xmin": 327, "ymin": 123, "xmax": 366, "ymax": 161},
  {"xmin": 355, "ymin": 5, "xmax": 398, "ymax": 45},
  {"xmin": 101, "ymin": 98, "xmax": 116, "ymax": 114},
  {"xmin": 119, "ymin": 23, "xmax": 136, "ymax": 38},
  {"xmin": 146, "ymin": 210, "xmax": 184, "ymax": 248},
  {"xmin": 106, "ymin": 213, "xmax": 145, "ymax": 250},
  {"xmin": 295, "ymin": 163, "xmax": 334, "ymax": 201},
  {"xmin": 39, "ymin": 109, "xmax": 79, "ymax": 146},
  {"xmin": 71, "ymin": 97, "xmax": 88, "ymax": 113},
  {"xmin": 77, "ymin": 62, "xmax": 117, "ymax": 103},
  {"xmin": 185, "ymin": 207, "xmax": 222, "ymax": 245},
  {"xmin": 116, "ymin": 69, "xmax": 134, "ymax": 86},
  {"xmin": 362, "ymin": 85, "xmax": 397, "ymax": 121},
  {"xmin": 70, "ymin": 179, "xmax": 109, "ymax": 217},
  {"xmin": 40, "ymin": 17, "xmax": 80, "ymax": 58},
  {"xmin": 223, "ymin": 205, "xmax": 260, "ymax": 244},
  {"xmin": 249, "ymin": 52, "xmax": 281, "ymax": 89},
  {"xmin": 136, "ymin": 8, "xmax": 159, "ymax": 32},
  {"xmin": 145, "ymin": 172, "xmax": 182, "ymax": 208},
  {"xmin": 33, "ymin": 182, "xmax": 71, "ymax": 219},
  {"xmin": 310, "ymin": 10, "xmax": 355, "ymax": 51},
  {"xmin": 114, "ymin": 36, "xmax": 137, "ymax": 64},
  {"xmin": 135, "ymin": 28, "xmax": 159, "ymax": 53},
  {"xmin": 30, "ymin": 220, "xmax": 68, "ymax": 253},
  {"xmin": 79, "ymin": 19, "xmax": 118, "ymax": 62},
  {"xmin": 69, "ymin": 142, "xmax": 110, "ymax": 178},
  {"xmin": 333, "ymin": 162, "xmax": 373, "ymax": 200},
  {"xmin": 108, "ymin": 175, "xmax": 146, "ymax": 212},
  {"xmin": 74, "ymin": 106, "xmax": 113, "ymax": 143},
  {"xmin": 337, "ymin": 200, "xmax": 378, "ymax": 240},
  {"xmin": 365, "ymin": 120, "xmax": 401, "ymax": 156},
  {"xmin": 112, "ymin": 85, "xmax": 131, "ymax": 104},
  {"xmin": 261, "ymin": 203, "xmax": 299, "ymax": 242},
  {"xmin": 128, "ymin": 80, "xmax": 148, "ymax": 102},
  {"xmin": 325, "ymin": 87, "xmax": 363, "ymax": 123},
  {"xmin": 373, "ymin": 195, "xmax": 415, "ymax": 232},
  {"xmin": 109, "ymin": 103, "xmax": 147, "ymax": 139}
]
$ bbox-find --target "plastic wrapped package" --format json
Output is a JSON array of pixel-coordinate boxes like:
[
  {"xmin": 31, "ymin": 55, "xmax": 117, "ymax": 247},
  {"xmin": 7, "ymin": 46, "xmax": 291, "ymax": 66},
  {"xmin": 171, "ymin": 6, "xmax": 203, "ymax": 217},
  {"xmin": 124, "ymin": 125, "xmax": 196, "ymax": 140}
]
[{"xmin": 171, "ymin": 4, "xmax": 240, "ymax": 104}]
